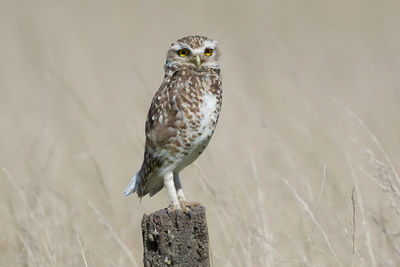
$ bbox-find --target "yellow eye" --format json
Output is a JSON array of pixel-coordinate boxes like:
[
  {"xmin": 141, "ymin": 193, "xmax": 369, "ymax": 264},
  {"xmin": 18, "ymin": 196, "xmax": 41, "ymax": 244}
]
[
  {"xmin": 178, "ymin": 49, "xmax": 189, "ymax": 57},
  {"xmin": 204, "ymin": 48, "xmax": 213, "ymax": 56}
]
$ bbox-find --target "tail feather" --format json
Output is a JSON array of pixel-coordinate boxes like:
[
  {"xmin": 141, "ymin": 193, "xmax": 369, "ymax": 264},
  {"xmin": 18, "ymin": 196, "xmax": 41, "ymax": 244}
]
[{"xmin": 124, "ymin": 171, "xmax": 140, "ymax": 196}]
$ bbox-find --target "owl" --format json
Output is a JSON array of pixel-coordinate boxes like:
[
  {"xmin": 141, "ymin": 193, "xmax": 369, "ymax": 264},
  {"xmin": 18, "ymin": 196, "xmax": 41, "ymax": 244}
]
[{"xmin": 124, "ymin": 36, "xmax": 222, "ymax": 213}]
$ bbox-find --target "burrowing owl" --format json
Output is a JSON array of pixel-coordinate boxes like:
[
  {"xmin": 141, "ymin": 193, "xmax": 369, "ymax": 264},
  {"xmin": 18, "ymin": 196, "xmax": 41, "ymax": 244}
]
[{"xmin": 124, "ymin": 36, "xmax": 222, "ymax": 212}]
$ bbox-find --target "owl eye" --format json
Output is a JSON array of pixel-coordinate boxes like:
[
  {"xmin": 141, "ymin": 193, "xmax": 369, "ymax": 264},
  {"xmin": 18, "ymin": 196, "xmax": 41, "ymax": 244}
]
[
  {"xmin": 204, "ymin": 48, "xmax": 213, "ymax": 56},
  {"xmin": 177, "ymin": 49, "xmax": 190, "ymax": 57}
]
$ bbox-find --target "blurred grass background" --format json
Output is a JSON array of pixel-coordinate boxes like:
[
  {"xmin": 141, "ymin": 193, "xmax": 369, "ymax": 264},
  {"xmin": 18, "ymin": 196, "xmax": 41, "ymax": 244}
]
[{"xmin": 1, "ymin": 0, "xmax": 400, "ymax": 266}]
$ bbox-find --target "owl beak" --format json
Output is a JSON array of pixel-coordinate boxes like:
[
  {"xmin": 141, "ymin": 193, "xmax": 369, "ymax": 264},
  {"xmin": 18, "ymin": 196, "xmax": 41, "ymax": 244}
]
[{"xmin": 194, "ymin": 55, "xmax": 201, "ymax": 68}]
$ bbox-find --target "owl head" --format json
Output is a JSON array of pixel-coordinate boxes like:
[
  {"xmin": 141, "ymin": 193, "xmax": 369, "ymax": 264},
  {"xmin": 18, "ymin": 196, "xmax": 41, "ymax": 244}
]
[{"xmin": 165, "ymin": 36, "xmax": 221, "ymax": 70}]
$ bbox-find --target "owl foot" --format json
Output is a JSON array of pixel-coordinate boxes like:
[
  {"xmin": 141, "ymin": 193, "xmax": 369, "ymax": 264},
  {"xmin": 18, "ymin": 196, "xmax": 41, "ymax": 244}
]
[
  {"xmin": 180, "ymin": 201, "xmax": 201, "ymax": 207},
  {"xmin": 179, "ymin": 200, "xmax": 192, "ymax": 218},
  {"xmin": 179, "ymin": 200, "xmax": 191, "ymax": 215},
  {"xmin": 167, "ymin": 203, "xmax": 182, "ymax": 215}
]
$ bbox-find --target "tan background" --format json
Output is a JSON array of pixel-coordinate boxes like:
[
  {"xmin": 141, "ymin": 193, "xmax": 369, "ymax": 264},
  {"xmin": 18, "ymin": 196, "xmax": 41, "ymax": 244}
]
[{"xmin": 1, "ymin": 0, "xmax": 400, "ymax": 266}]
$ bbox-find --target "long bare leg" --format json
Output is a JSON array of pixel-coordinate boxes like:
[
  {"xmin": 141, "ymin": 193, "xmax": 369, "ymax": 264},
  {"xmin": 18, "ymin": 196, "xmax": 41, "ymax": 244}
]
[
  {"xmin": 164, "ymin": 172, "xmax": 180, "ymax": 211},
  {"xmin": 173, "ymin": 173, "xmax": 200, "ymax": 213},
  {"xmin": 173, "ymin": 173, "xmax": 189, "ymax": 213},
  {"xmin": 173, "ymin": 173, "xmax": 186, "ymax": 202}
]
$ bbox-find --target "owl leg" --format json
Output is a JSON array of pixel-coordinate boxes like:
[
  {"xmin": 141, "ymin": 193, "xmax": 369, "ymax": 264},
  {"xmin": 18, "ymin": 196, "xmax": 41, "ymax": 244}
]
[
  {"xmin": 173, "ymin": 173, "xmax": 200, "ymax": 212},
  {"xmin": 173, "ymin": 173, "xmax": 190, "ymax": 214},
  {"xmin": 173, "ymin": 173, "xmax": 186, "ymax": 201},
  {"xmin": 164, "ymin": 172, "xmax": 180, "ymax": 211}
]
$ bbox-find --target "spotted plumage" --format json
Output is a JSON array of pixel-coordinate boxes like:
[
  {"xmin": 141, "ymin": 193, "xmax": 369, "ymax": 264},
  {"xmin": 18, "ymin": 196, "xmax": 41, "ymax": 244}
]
[{"xmin": 124, "ymin": 36, "xmax": 222, "ymax": 211}]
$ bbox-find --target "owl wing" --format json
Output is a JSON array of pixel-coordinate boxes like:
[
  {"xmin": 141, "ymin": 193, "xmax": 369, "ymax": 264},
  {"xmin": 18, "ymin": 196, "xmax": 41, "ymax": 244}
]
[
  {"xmin": 145, "ymin": 75, "xmax": 182, "ymax": 154},
  {"xmin": 137, "ymin": 73, "xmax": 183, "ymax": 196}
]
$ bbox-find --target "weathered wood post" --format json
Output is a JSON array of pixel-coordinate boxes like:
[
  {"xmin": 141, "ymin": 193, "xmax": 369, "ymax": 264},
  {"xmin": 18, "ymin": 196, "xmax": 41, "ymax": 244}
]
[{"xmin": 141, "ymin": 205, "xmax": 210, "ymax": 267}]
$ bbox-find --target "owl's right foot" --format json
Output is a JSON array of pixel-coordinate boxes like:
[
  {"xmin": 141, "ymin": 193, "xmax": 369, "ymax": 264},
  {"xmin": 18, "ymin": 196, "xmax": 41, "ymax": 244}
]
[
  {"xmin": 166, "ymin": 201, "xmax": 191, "ymax": 218},
  {"xmin": 179, "ymin": 200, "xmax": 191, "ymax": 215},
  {"xmin": 180, "ymin": 200, "xmax": 201, "ymax": 207},
  {"xmin": 167, "ymin": 202, "xmax": 182, "ymax": 213}
]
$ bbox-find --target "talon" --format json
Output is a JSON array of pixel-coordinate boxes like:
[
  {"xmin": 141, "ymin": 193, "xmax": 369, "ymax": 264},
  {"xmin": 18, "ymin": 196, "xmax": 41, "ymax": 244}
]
[
  {"xmin": 179, "ymin": 200, "xmax": 189, "ymax": 214},
  {"xmin": 183, "ymin": 206, "xmax": 190, "ymax": 215},
  {"xmin": 179, "ymin": 200, "xmax": 194, "ymax": 217},
  {"xmin": 180, "ymin": 201, "xmax": 201, "ymax": 208},
  {"xmin": 168, "ymin": 203, "xmax": 181, "ymax": 214}
]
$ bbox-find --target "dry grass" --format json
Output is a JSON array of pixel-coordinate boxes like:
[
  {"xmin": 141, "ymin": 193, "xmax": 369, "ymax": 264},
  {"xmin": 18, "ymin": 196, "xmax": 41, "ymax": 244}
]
[{"xmin": 1, "ymin": 0, "xmax": 400, "ymax": 266}]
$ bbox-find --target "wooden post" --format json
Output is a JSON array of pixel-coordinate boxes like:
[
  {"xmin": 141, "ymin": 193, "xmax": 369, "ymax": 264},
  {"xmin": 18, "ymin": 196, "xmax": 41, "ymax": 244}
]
[{"xmin": 141, "ymin": 205, "xmax": 210, "ymax": 267}]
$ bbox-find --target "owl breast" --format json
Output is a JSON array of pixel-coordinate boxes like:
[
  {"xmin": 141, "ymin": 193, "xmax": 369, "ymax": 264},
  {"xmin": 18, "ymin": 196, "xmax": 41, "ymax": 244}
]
[
  {"xmin": 149, "ymin": 67, "xmax": 222, "ymax": 176},
  {"xmin": 173, "ymin": 91, "xmax": 220, "ymax": 172}
]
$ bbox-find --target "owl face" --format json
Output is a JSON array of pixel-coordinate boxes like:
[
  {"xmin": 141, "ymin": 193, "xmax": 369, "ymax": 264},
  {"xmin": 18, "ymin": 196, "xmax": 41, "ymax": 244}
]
[{"xmin": 165, "ymin": 36, "xmax": 221, "ymax": 70}]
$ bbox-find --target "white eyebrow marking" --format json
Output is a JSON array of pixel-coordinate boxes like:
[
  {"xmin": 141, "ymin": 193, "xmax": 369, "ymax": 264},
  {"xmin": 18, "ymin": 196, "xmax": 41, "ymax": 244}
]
[
  {"xmin": 203, "ymin": 40, "xmax": 218, "ymax": 49},
  {"xmin": 187, "ymin": 40, "xmax": 218, "ymax": 55},
  {"xmin": 171, "ymin": 40, "xmax": 218, "ymax": 54},
  {"xmin": 171, "ymin": 42, "xmax": 191, "ymax": 51}
]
